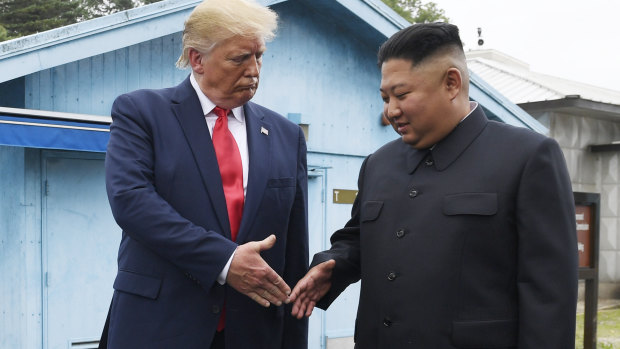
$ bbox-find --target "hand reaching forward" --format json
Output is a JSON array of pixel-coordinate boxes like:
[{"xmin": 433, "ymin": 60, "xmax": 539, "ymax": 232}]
[
  {"xmin": 227, "ymin": 235, "xmax": 291, "ymax": 307},
  {"xmin": 289, "ymin": 259, "xmax": 336, "ymax": 319}
]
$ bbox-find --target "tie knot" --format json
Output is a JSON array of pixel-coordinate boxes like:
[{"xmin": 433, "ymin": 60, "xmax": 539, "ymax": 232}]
[{"xmin": 213, "ymin": 106, "xmax": 230, "ymax": 119}]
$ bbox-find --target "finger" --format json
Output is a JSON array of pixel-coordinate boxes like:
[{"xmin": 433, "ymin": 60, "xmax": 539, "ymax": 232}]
[
  {"xmin": 269, "ymin": 273, "xmax": 291, "ymax": 296},
  {"xmin": 294, "ymin": 297, "xmax": 315, "ymax": 318},
  {"xmin": 259, "ymin": 287, "xmax": 286, "ymax": 306},
  {"xmin": 292, "ymin": 299, "xmax": 308, "ymax": 319},
  {"xmin": 267, "ymin": 284, "xmax": 288, "ymax": 305},
  {"xmin": 256, "ymin": 234, "xmax": 277, "ymax": 252},
  {"xmin": 289, "ymin": 277, "xmax": 310, "ymax": 303},
  {"xmin": 322, "ymin": 259, "xmax": 336, "ymax": 271},
  {"xmin": 304, "ymin": 300, "xmax": 316, "ymax": 317},
  {"xmin": 247, "ymin": 291, "xmax": 271, "ymax": 308}
]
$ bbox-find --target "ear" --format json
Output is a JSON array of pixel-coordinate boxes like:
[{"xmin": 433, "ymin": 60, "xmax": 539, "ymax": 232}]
[
  {"xmin": 188, "ymin": 48, "xmax": 204, "ymax": 74},
  {"xmin": 444, "ymin": 67, "xmax": 462, "ymax": 100}
]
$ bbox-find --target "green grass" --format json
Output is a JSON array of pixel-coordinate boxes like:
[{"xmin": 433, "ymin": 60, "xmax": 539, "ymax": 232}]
[{"xmin": 576, "ymin": 306, "xmax": 620, "ymax": 349}]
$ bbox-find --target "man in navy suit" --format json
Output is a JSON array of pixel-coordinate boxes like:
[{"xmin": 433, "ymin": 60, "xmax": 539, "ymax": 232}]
[
  {"xmin": 100, "ymin": 0, "xmax": 308, "ymax": 348},
  {"xmin": 291, "ymin": 23, "xmax": 577, "ymax": 348}
]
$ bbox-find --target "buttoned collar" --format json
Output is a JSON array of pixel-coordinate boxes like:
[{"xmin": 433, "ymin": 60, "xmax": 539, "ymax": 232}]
[
  {"xmin": 428, "ymin": 102, "xmax": 488, "ymax": 171},
  {"xmin": 405, "ymin": 102, "xmax": 488, "ymax": 173},
  {"xmin": 189, "ymin": 73, "xmax": 244, "ymax": 122}
]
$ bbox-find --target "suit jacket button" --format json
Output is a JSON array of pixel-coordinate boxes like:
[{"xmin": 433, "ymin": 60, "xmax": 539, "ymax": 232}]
[
  {"xmin": 211, "ymin": 305, "xmax": 220, "ymax": 314},
  {"xmin": 408, "ymin": 189, "xmax": 418, "ymax": 198},
  {"xmin": 425, "ymin": 158, "xmax": 434, "ymax": 166},
  {"xmin": 383, "ymin": 317, "xmax": 392, "ymax": 327},
  {"xmin": 396, "ymin": 229, "xmax": 405, "ymax": 238},
  {"xmin": 387, "ymin": 272, "xmax": 397, "ymax": 281}
]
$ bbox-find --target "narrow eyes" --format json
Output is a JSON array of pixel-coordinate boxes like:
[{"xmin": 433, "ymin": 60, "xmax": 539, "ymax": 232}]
[
  {"xmin": 380, "ymin": 92, "xmax": 408, "ymax": 103},
  {"xmin": 230, "ymin": 52, "xmax": 264, "ymax": 64}
]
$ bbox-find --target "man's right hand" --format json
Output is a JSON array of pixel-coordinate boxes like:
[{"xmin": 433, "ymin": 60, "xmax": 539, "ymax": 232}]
[
  {"xmin": 227, "ymin": 235, "xmax": 291, "ymax": 307},
  {"xmin": 289, "ymin": 259, "xmax": 336, "ymax": 319}
]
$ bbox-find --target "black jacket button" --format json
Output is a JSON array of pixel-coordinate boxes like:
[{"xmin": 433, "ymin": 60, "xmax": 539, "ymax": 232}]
[{"xmin": 383, "ymin": 317, "xmax": 392, "ymax": 327}]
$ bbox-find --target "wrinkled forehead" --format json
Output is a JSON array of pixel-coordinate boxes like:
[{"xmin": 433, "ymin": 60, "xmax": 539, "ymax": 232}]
[{"xmin": 213, "ymin": 35, "xmax": 267, "ymax": 54}]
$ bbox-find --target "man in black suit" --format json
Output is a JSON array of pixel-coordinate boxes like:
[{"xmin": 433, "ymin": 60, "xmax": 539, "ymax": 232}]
[{"xmin": 290, "ymin": 22, "xmax": 577, "ymax": 348}]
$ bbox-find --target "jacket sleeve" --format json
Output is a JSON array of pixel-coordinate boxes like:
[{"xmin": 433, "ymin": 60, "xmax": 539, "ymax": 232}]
[
  {"xmin": 515, "ymin": 137, "xmax": 578, "ymax": 348},
  {"xmin": 105, "ymin": 93, "xmax": 237, "ymax": 290},
  {"xmin": 281, "ymin": 127, "xmax": 310, "ymax": 348},
  {"xmin": 312, "ymin": 156, "xmax": 369, "ymax": 310}
]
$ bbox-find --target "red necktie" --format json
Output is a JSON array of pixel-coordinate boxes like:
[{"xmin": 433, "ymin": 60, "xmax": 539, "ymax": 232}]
[
  {"xmin": 212, "ymin": 106, "xmax": 244, "ymax": 241},
  {"xmin": 212, "ymin": 106, "xmax": 244, "ymax": 332}
]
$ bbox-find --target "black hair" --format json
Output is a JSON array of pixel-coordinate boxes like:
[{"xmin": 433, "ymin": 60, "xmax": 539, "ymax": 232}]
[{"xmin": 377, "ymin": 22, "xmax": 464, "ymax": 67}]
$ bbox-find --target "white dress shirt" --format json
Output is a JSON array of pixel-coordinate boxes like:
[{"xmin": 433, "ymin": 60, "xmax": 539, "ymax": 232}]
[{"xmin": 190, "ymin": 73, "xmax": 248, "ymax": 285}]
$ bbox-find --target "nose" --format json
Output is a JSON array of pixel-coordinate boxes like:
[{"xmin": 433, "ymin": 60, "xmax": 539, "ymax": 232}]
[
  {"xmin": 385, "ymin": 99, "xmax": 402, "ymax": 121},
  {"xmin": 246, "ymin": 55, "xmax": 260, "ymax": 77}
]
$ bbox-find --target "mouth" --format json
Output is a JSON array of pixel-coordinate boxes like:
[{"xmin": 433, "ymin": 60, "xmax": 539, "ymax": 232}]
[
  {"xmin": 240, "ymin": 79, "xmax": 259, "ymax": 90},
  {"xmin": 238, "ymin": 84, "xmax": 257, "ymax": 93},
  {"xmin": 395, "ymin": 122, "xmax": 409, "ymax": 135}
]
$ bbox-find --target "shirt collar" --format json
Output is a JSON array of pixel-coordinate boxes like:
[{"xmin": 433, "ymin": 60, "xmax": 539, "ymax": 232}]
[
  {"xmin": 190, "ymin": 73, "xmax": 244, "ymax": 122},
  {"xmin": 429, "ymin": 102, "xmax": 488, "ymax": 171}
]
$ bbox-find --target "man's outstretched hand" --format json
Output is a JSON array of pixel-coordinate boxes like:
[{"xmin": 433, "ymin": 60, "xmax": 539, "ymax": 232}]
[
  {"xmin": 227, "ymin": 235, "xmax": 291, "ymax": 307},
  {"xmin": 289, "ymin": 259, "xmax": 336, "ymax": 319}
]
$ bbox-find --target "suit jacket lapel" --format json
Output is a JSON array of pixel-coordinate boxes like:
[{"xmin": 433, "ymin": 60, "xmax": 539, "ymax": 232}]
[
  {"xmin": 171, "ymin": 77, "xmax": 231, "ymax": 237},
  {"xmin": 238, "ymin": 102, "xmax": 271, "ymax": 241}
]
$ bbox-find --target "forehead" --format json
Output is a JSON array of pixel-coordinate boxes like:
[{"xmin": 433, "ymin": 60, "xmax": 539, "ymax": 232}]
[
  {"xmin": 213, "ymin": 35, "xmax": 266, "ymax": 55},
  {"xmin": 380, "ymin": 59, "xmax": 419, "ymax": 88},
  {"xmin": 380, "ymin": 57, "xmax": 442, "ymax": 91}
]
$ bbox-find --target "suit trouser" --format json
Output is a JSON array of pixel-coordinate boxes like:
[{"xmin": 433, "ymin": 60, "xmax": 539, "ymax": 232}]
[{"xmin": 210, "ymin": 330, "xmax": 225, "ymax": 349}]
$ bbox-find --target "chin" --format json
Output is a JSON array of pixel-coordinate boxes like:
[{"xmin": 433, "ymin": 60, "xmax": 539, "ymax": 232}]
[{"xmin": 402, "ymin": 136, "xmax": 421, "ymax": 148}]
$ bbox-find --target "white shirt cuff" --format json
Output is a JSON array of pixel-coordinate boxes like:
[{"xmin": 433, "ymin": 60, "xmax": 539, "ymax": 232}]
[{"xmin": 217, "ymin": 248, "xmax": 237, "ymax": 285}]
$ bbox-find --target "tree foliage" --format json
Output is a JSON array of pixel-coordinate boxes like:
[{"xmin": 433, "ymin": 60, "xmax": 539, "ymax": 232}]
[
  {"xmin": 0, "ymin": 0, "xmax": 163, "ymax": 41},
  {"xmin": 381, "ymin": 0, "xmax": 449, "ymax": 23},
  {"xmin": 0, "ymin": 0, "xmax": 89, "ymax": 39},
  {"xmin": 0, "ymin": 0, "xmax": 446, "ymax": 42}
]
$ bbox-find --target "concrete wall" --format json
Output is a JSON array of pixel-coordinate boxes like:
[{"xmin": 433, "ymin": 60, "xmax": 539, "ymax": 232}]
[{"xmin": 532, "ymin": 110, "xmax": 620, "ymax": 296}]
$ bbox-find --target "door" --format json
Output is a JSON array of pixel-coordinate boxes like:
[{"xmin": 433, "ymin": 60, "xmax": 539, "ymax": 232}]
[
  {"xmin": 42, "ymin": 152, "xmax": 120, "ymax": 349},
  {"xmin": 307, "ymin": 168, "xmax": 327, "ymax": 349}
]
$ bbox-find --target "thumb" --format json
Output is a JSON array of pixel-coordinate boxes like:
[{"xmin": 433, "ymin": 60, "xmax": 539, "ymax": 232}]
[
  {"xmin": 324, "ymin": 259, "xmax": 336, "ymax": 270},
  {"xmin": 256, "ymin": 234, "xmax": 277, "ymax": 252}
]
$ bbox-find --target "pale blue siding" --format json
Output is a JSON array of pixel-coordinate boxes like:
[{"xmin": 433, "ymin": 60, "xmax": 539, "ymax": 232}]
[{"xmin": 25, "ymin": 33, "xmax": 186, "ymax": 116}]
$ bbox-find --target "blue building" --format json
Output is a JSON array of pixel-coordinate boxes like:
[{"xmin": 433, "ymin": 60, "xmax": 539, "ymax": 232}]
[{"xmin": 0, "ymin": 1, "xmax": 544, "ymax": 348}]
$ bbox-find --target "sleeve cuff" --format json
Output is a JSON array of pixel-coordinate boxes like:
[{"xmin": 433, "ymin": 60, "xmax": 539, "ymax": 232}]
[{"xmin": 217, "ymin": 248, "xmax": 237, "ymax": 285}]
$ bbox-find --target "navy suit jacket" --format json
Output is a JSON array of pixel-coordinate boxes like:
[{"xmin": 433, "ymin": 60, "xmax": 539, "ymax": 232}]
[
  {"xmin": 313, "ymin": 106, "xmax": 577, "ymax": 348},
  {"xmin": 103, "ymin": 77, "xmax": 309, "ymax": 348}
]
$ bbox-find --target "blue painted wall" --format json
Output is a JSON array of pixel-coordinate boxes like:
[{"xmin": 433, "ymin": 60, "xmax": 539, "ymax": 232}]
[
  {"xmin": 0, "ymin": 146, "xmax": 43, "ymax": 349},
  {"xmin": 0, "ymin": 77, "xmax": 25, "ymax": 108}
]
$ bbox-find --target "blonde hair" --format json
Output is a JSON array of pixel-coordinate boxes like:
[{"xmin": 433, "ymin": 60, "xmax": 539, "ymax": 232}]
[{"xmin": 176, "ymin": 0, "xmax": 278, "ymax": 68}]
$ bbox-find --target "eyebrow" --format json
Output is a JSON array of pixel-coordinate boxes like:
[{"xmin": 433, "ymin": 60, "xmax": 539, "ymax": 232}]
[{"xmin": 379, "ymin": 83, "xmax": 407, "ymax": 93}]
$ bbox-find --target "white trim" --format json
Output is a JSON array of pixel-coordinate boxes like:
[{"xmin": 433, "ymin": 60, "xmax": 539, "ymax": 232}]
[
  {"xmin": 0, "ymin": 107, "xmax": 111, "ymax": 124},
  {"xmin": 0, "ymin": 120, "xmax": 109, "ymax": 132}
]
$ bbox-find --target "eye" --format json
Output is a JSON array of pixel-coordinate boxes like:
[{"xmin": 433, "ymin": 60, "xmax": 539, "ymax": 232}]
[
  {"xmin": 396, "ymin": 92, "xmax": 408, "ymax": 100},
  {"xmin": 381, "ymin": 95, "xmax": 389, "ymax": 103},
  {"xmin": 230, "ymin": 54, "xmax": 249, "ymax": 64}
]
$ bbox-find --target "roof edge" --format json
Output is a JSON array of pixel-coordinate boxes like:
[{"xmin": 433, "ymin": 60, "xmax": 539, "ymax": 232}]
[{"xmin": 0, "ymin": 0, "xmax": 201, "ymax": 60}]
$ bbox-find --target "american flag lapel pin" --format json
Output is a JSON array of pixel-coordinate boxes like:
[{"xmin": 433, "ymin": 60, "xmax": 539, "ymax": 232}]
[{"xmin": 261, "ymin": 126, "xmax": 269, "ymax": 136}]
